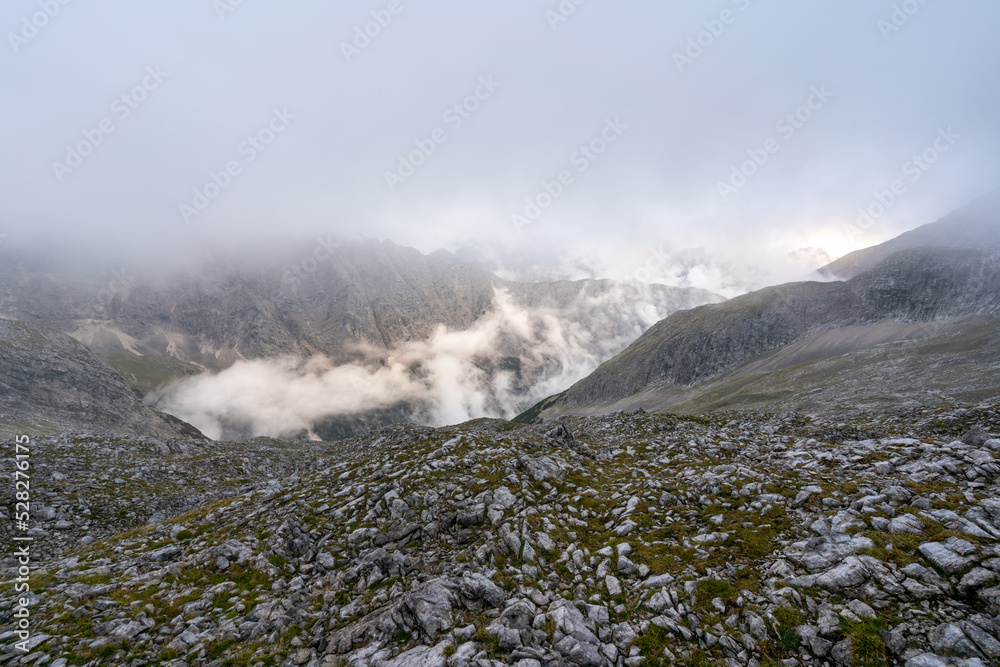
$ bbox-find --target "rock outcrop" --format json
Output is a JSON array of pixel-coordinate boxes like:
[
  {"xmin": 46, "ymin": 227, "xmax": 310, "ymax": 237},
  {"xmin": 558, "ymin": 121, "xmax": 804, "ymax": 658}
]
[{"xmin": 0, "ymin": 319, "xmax": 203, "ymax": 439}]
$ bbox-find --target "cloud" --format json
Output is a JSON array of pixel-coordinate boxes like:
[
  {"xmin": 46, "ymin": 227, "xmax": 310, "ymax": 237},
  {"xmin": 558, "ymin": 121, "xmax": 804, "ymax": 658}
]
[
  {"xmin": 151, "ymin": 286, "xmax": 676, "ymax": 439},
  {"xmin": 3, "ymin": 3, "xmax": 997, "ymax": 268}
]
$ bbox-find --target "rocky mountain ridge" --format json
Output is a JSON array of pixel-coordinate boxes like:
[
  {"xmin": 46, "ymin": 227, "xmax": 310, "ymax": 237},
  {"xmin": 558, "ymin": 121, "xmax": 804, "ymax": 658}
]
[
  {"xmin": 821, "ymin": 189, "xmax": 1000, "ymax": 279},
  {"xmin": 0, "ymin": 240, "xmax": 720, "ymax": 374}
]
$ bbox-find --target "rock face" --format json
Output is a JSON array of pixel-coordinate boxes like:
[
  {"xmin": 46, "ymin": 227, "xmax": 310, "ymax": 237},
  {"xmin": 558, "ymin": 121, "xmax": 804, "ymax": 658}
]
[
  {"xmin": 0, "ymin": 319, "xmax": 203, "ymax": 439},
  {"xmin": 7, "ymin": 403, "xmax": 1000, "ymax": 666},
  {"xmin": 524, "ymin": 246, "xmax": 1000, "ymax": 421}
]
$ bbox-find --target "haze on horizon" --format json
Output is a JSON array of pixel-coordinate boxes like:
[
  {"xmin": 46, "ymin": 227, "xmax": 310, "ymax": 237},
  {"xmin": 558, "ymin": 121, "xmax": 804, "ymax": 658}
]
[{"xmin": 2, "ymin": 1, "xmax": 999, "ymax": 294}]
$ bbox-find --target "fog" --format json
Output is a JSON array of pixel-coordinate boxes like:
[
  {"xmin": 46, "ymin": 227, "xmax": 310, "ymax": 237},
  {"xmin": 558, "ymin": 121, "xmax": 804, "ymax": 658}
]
[{"xmin": 2, "ymin": 1, "xmax": 999, "ymax": 286}]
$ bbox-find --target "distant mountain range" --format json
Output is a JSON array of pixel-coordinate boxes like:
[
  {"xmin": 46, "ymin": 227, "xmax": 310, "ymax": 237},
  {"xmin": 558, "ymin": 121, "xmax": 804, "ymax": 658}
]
[
  {"xmin": 0, "ymin": 240, "xmax": 721, "ymax": 439},
  {"xmin": 519, "ymin": 190, "xmax": 1000, "ymax": 422}
]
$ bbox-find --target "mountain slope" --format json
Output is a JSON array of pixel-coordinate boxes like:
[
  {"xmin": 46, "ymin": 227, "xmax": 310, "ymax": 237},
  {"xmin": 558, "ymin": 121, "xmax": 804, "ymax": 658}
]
[
  {"xmin": 523, "ymin": 247, "xmax": 1000, "ymax": 421},
  {"xmin": 0, "ymin": 319, "xmax": 205, "ymax": 439},
  {"xmin": 821, "ymin": 188, "xmax": 1000, "ymax": 278},
  {"xmin": 549, "ymin": 316, "xmax": 1000, "ymax": 418}
]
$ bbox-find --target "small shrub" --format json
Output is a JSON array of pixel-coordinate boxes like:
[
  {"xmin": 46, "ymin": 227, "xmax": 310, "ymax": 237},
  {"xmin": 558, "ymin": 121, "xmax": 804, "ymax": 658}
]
[
  {"xmin": 772, "ymin": 606, "xmax": 805, "ymax": 628},
  {"xmin": 842, "ymin": 617, "xmax": 888, "ymax": 667},
  {"xmin": 475, "ymin": 631, "xmax": 502, "ymax": 657},
  {"xmin": 635, "ymin": 623, "xmax": 671, "ymax": 665}
]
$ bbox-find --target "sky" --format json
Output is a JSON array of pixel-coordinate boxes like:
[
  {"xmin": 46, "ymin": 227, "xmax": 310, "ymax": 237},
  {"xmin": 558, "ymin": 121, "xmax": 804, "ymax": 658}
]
[{"xmin": 2, "ymin": 0, "xmax": 999, "ymax": 293}]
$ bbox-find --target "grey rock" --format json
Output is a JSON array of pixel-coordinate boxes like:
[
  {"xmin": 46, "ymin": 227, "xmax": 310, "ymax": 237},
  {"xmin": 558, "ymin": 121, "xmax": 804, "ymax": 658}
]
[
  {"xmin": 960, "ymin": 620, "xmax": 1000, "ymax": 660},
  {"xmin": 0, "ymin": 319, "xmax": 205, "ymax": 439},
  {"xmin": 919, "ymin": 540, "xmax": 978, "ymax": 575},
  {"xmin": 847, "ymin": 599, "xmax": 877, "ymax": 619},
  {"xmin": 958, "ymin": 568, "xmax": 998, "ymax": 595},
  {"xmin": 817, "ymin": 604, "xmax": 840, "ymax": 638},
  {"xmin": 617, "ymin": 556, "xmax": 639, "ymax": 576},
  {"xmin": 905, "ymin": 654, "xmax": 986, "ymax": 667},
  {"xmin": 382, "ymin": 641, "xmax": 450, "ymax": 667},
  {"xmin": 815, "ymin": 556, "xmax": 870, "ymax": 592},
  {"xmin": 517, "ymin": 455, "xmax": 567, "ymax": 482},
  {"xmin": 642, "ymin": 573, "xmax": 675, "ymax": 588},
  {"xmin": 929, "ymin": 623, "xmax": 983, "ymax": 659},
  {"xmin": 147, "ymin": 545, "xmax": 181, "ymax": 562},
  {"xmin": 889, "ymin": 513, "xmax": 925, "ymax": 535},
  {"xmin": 831, "ymin": 637, "xmax": 853, "ymax": 666}
]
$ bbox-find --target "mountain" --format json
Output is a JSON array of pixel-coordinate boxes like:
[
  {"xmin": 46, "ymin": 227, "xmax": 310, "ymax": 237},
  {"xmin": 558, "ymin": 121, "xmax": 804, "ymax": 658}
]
[
  {"xmin": 0, "ymin": 240, "xmax": 497, "ymax": 369},
  {"xmin": 9, "ymin": 403, "xmax": 1000, "ymax": 666},
  {"xmin": 0, "ymin": 239, "xmax": 723, "ymax": 438},
  {"xmin": 821, "ymin": 189, "xmax": 1000, "ymax": 278},
  {"xmin": 0, "ymin": 319, "xmax": 204, "ymax": 439},
  {"xmin": 521, "ymin": 244, "xmax": 1000, "ymax": 421},
  {"xmin": 1, "ymin": 240, "xmax": 720, "ymax": 367}
]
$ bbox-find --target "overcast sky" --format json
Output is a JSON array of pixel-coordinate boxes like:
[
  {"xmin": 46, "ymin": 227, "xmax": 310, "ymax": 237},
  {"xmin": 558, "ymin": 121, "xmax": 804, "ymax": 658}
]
[{"xmin": 1, "ymin": 1, "xmax": 998, "ymax": 290}]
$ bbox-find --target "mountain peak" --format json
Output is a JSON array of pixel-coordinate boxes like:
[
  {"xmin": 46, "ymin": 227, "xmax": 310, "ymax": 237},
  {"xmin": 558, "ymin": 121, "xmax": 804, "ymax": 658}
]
[{"xmin": 821, "ymin": 188, "xmax": 1000, "ymax": 279}]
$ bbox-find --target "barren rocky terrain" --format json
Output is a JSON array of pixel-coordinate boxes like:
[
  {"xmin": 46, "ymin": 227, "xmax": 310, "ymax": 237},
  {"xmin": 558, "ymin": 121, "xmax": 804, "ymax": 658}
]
[{"xmin": 4, "ymin": 404, "xmax": 1000, "ymax": 666}]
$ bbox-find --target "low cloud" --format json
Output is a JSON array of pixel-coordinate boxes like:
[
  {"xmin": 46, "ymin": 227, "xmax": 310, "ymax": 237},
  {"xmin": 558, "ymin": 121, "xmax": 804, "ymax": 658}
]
[
  {"xmin": 453, "ymin": 237, "xmax": 839, "ymax": 300},
  {"xmin": 152, "ymin": 286, "xmax": 678, "ymax": 440}
]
